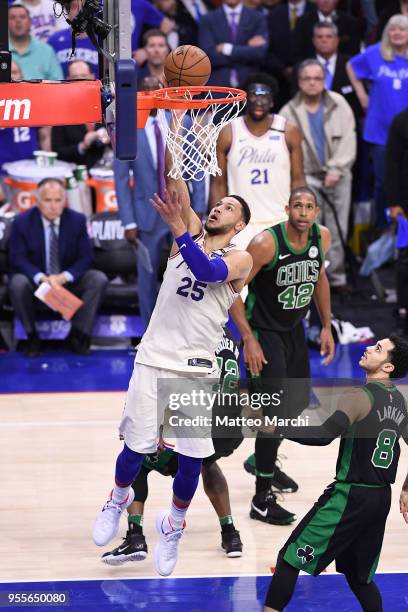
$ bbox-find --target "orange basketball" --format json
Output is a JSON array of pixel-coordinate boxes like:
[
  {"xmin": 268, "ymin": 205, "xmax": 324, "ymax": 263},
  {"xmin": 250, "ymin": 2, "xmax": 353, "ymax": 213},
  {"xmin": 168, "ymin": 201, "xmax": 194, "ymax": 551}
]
[{"xmin": 164, "ymin": 45, "xmax": 211, "ymax": 88}]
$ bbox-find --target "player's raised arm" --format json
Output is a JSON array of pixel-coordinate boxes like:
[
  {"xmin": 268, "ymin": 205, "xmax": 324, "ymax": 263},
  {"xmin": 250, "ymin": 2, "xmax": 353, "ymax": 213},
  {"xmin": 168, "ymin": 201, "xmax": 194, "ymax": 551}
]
[
  {"xmin": 150, "ymin": 188, "xmax": 252, "ymax": 285},
  {"xmin": 164, "ymin": 115, "xmax": 202, "ymax": 237},
  {"xmin": 313, "ymin": 225, "xmax": 335, "ymax": 366}
]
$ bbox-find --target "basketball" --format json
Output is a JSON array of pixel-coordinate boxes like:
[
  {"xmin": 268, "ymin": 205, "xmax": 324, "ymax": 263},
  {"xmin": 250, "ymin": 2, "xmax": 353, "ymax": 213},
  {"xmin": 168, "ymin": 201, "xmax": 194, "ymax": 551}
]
[{"xmin": 164, "ymin": 45, "xmax": 211, "ymax": 88}]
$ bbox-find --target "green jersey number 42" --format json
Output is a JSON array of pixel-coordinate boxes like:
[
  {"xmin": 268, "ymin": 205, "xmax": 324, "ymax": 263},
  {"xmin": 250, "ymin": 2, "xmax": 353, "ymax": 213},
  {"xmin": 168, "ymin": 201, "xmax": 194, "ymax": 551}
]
[{"xmin": 278, "ymin": 283, "xmax": 314, "ymax": 310}]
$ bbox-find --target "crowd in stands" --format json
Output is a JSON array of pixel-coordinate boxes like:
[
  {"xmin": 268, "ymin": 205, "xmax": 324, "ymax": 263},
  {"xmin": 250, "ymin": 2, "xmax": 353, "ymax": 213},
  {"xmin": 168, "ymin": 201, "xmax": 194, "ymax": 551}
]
[{"xmin": 1, "ymin": 0, "xmax": 408, "ymax": 351}]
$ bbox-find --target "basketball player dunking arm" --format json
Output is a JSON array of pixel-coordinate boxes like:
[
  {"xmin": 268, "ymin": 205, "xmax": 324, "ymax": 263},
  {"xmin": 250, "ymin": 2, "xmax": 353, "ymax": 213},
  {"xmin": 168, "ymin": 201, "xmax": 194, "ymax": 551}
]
[
  {"xmin": 264, "ymin": 335, "xmax": 408, "ymax": 612},
  {"xmin": 210, "ymin": 72, "xmax": 306, "ymax": 251},
  {"xmin": 231, "ymin": 186, "xmax": 335, "ymax": 525},
  {"xmin": 92, "ymin": 144, "xmax": 253, "ymax": 577}
]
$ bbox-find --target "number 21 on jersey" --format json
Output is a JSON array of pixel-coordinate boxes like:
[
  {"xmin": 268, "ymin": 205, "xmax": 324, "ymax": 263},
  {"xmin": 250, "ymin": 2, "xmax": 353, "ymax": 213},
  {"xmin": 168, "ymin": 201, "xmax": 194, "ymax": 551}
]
[{"xmin": 251, "ymin": 169, "xmax": 269, "ymax": 185}]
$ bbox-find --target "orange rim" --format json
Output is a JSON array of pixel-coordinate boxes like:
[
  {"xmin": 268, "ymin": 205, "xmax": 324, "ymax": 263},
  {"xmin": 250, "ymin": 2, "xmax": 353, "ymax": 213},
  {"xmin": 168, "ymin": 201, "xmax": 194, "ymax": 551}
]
[{"xmin": 137, "ymin": 86, "xmax": 246, "ymax": 111}]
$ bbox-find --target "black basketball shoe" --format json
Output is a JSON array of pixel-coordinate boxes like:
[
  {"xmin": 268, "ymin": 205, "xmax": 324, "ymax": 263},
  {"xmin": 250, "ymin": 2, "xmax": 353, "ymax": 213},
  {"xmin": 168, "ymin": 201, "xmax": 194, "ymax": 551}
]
[
  {"xmin": 221, "ymin": 529, "xmax": 243, "ymax": 558},
  {"xmin": 101, "ymin": 529, "xmax": 148, "ymax": 565},
  {"xmin": 244, "ymin": 454, "xmax": 298, "ymax": 493},
  {"xmin": 250, "ymin": 490, "xmax": 296, "ymax": 525},
  {"xmin": 271, "ymin": 465, "xmax": 298, "ymax": 493}
]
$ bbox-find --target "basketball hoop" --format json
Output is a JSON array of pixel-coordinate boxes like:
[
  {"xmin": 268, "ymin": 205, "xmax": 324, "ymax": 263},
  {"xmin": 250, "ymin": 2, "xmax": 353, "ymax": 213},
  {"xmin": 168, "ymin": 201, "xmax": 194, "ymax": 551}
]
[{"xmin": 137, "ymin": 86, "xmax": 246, "ymax": 181}]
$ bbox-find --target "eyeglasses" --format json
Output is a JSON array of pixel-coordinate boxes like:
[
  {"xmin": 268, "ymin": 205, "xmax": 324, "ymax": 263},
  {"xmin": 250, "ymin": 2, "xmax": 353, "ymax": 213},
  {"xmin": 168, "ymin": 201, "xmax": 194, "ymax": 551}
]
[{"xmin": 299, "ymin": 76, "xmax": 324, "ymax": 82}]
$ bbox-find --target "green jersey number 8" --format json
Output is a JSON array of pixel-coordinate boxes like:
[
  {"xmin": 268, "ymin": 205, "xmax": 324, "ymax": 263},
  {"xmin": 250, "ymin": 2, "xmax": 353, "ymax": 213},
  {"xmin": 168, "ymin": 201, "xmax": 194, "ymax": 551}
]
[
  {"xmin": 371, "ymin": 429, "xmax": 397, "ymax": 469},
  {"xmin": 278, "ymin": 283, "xmax": 314, "ymax": 310}
]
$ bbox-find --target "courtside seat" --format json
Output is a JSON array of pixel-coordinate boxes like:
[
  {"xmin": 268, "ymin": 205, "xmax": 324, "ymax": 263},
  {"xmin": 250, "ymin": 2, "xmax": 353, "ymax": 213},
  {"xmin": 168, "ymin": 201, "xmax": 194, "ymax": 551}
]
[{"xmin": 89, "ymin": 211, "xmax": 138, "ymax": 310}]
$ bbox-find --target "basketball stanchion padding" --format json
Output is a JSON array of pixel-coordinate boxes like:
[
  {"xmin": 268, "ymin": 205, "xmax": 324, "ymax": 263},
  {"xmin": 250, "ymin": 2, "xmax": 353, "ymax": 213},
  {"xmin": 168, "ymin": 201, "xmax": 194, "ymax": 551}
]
[
  {"xmin": 111, "ymin": 59, "xmax": 137, "ymax": 160},
  {"xmin": 0, "ymin": 81, "xmax": 102, "ymax": 127}
]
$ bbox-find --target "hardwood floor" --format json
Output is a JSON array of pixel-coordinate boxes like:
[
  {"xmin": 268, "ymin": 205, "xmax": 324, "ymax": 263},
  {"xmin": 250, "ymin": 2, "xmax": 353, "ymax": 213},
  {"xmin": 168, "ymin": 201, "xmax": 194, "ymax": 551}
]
[{"xmin": 1, "ymin": 392, "xmax": 407, "ymax": 582}]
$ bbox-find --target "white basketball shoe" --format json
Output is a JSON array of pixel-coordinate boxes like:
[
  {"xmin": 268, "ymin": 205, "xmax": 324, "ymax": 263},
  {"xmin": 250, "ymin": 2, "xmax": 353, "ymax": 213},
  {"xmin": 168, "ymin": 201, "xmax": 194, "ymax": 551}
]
[
  {"xmin": 154, "ymin": 511, "xmax": 185, "ymax": 576},
  {"xmin": 93, "ymin": 488, "xmax": 135, "ymax": 547}
]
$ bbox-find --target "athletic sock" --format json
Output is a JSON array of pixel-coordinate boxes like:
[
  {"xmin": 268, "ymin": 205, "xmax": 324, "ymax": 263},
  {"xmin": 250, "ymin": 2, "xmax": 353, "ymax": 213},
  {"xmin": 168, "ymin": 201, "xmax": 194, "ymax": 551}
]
[
  {"xmin": 219, "ymin": 515, "xmax": 235, "ymax": 533},
  {"xmin": 112, "ymin": 484, "xmax": 131, "ymax": 504},
  {"xmin": 128, "ymin": 514, "xmax": 143, "ymax": 535},
  {"xmin": 165, "ymin": 498, "xmax": 189, "ymax": 532},
  {"xmin": 255, "ymin": 476, "xmax": 273, "ymax": 495}
]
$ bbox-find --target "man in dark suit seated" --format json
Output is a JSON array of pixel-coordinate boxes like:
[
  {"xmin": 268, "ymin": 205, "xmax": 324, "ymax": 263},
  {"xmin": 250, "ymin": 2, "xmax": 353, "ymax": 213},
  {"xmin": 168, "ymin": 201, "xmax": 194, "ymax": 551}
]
[
  {"xmin": 8, "ymin": 178, "xmax": 108, "ymax": 357},
  {"xmin": 51, "ymin": 60, "xmax": 110, "ymax": 170},
  {"xmin": 199, "ymin": 0, "xmax": 268, "ymax": 88},
  {"xmin": 293, "ymin": 0, "xmax": 361, "ymax": 62}
]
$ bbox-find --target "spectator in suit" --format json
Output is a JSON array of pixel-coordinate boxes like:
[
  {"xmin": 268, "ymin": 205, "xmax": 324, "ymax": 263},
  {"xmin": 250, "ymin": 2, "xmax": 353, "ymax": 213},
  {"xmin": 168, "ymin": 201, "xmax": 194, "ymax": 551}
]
[
  {"xmin": 153, "ymin": 0, "xmax": 209, "ymax": 48},
  {"xmin": 310, "ymin": 21, "xmax": 362, "ymax": 118},
  {"xmin": 137, "ymin": 29, "xmax": 169, "ymax": 82},
  {"xmin": 9, "ymin": 3, "xmax": 63, "ymax": 80},
  {"xmin": 294, "ymin": 0, "xmax": 361, "ymax": 62},
  {"xmin": 8, "ymin": 178, "xmax": 108, "ymax": 357},
  {"xmin": 51, "ymin": 60, "xmax": 110, "ymax": 169},
  {"xmin": 199, "ymin": 0, "xmax": 268, "ymax": 87},
  {"xmin": 347, "ymin": 14, "xmax": 408, "ymax": 227},
  {"xmin": 12, "ymin": 0, "xmax": 67, "ymax": 41},
  {"xmin": 264, "ymin": 0, "xmax": 314, "ymax": 106},
  {"xmin": 280, "ymin": 59, "xmax": 356, "ymax": 291},
  {"xmin": 384, "ymin": 107, "xmax": 408, "ymax": 329},
  {"xmin": 113, "ymin": 75, "xmax": 206, "ymax": 333}
]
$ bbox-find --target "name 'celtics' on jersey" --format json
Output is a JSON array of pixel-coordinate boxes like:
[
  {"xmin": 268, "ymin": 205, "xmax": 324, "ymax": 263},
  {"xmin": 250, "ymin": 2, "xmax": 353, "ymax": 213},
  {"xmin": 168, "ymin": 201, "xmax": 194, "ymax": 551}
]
[
  {"xmin": 336, "ymin": 381, "xmax": 408, "ymax": 486},
  {"xmin": 246, "ymin": 222, "xmax": 324, "ymax": 332}
]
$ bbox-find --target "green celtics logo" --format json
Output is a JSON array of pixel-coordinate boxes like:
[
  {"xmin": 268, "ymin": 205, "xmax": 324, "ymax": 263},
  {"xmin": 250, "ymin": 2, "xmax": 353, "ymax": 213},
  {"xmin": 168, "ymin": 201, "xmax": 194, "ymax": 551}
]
[{"xmin": 297, "ymin": 545, "xmax": 314, "ymax": 564}]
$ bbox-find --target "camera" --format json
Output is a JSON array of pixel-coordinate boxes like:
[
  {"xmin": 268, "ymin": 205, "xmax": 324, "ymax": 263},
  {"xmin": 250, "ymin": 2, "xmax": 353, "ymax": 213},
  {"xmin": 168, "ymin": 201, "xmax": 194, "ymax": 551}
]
[{"xmin": 54, "ymin": 0, "xmax": 111, "ymax": 42}]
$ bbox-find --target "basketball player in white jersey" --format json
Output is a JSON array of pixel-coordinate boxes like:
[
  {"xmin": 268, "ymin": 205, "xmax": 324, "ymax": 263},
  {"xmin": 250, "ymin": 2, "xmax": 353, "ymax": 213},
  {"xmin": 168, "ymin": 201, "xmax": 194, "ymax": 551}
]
[
  {"xmin": 92, "ymin": 156, "xmax": 253, "ymax": 577},
  {"xmin": 210, "ymin": 72, "xmax": 305, "ymax": 251}
]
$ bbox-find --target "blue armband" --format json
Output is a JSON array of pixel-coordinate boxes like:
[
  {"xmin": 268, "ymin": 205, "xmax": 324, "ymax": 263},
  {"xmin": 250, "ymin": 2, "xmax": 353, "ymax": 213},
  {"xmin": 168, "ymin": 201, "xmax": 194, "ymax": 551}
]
[{"xmin": 175, "ymin": 231, "xmax": 228, "ymax": 283}]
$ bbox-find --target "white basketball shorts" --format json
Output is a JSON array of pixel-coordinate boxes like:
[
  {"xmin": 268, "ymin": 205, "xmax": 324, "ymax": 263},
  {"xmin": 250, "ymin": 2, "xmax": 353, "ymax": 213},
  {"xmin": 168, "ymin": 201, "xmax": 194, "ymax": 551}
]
[{"xmin": 119, "ymin": 362, "xmax": 215, "ymax": 459}]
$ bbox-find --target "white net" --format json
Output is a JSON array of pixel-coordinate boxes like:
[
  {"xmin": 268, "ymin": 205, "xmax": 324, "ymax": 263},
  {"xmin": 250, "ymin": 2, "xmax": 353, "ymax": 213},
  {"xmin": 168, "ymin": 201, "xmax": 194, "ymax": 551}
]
[{"xmin": 157, "ymin": 88, "xmax": 246, "ymax": 182}]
